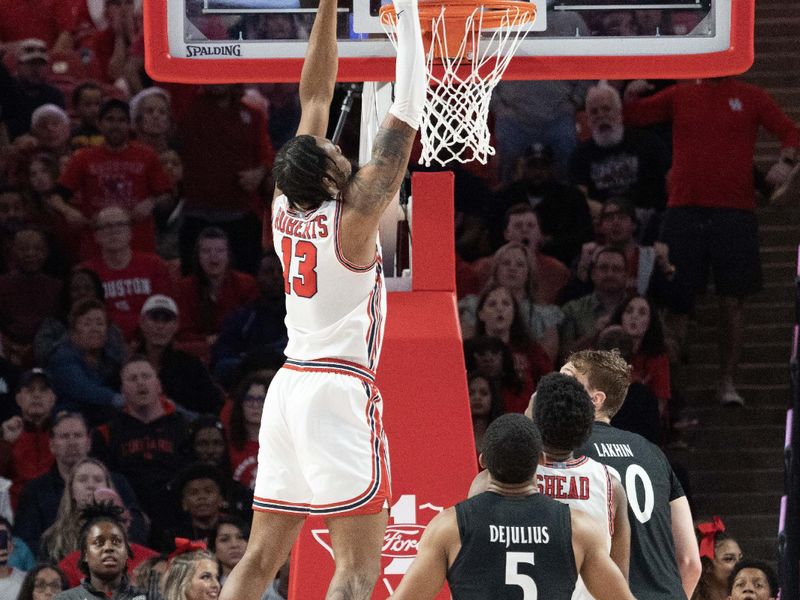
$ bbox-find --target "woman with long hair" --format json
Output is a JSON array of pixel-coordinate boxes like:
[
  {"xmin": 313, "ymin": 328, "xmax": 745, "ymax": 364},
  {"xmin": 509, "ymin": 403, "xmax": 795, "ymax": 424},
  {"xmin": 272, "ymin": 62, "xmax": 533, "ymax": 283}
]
[
  {"xmin": 691, "ymin": 518, "xmax": 743, "ymax": 600},
  {"xmin": 463, "ymin": 335, "xmax": 530, "ymax": 417},
  {"xmin": 227, "ymin": 373, "xmax": 272, "ymax": 491},
  {"xmin": 468, "ymin": 372, "xmax": 504, "ymax": 456},
  {"xmin": 161, "ymin": 549, "xmax": 220, "ymax": 600},
  {"xmin": 461, "ymin": 242, "xmax": 563, "ymax": 360},
  {"xmin": 177, "ymin": 228, "xmax": 258, "ymax": 357},
  {"xmin": 16, "ymin": 563, "xmax": 68, "ymax": 600},
  {"xmin": 473, "ymin": 284, "xmax": 553, "ymax": 412},
  {"xmin": 40, "ymin": 458, "xmax": 117, "ymax": 563},
  {"xmin": 207, "ymin": 515, "xmax": 248, "ymax": 586},
  {"xmin": 610, "ymin": 294, "xmax": 671, "ymax": 418}
]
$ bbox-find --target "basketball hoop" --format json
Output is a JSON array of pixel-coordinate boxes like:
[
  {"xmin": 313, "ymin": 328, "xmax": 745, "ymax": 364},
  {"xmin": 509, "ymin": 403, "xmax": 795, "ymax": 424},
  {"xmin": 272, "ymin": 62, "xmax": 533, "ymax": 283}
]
[{"xmin": 380, "ymin": 0, "xmax": 537, "ymax": 167}]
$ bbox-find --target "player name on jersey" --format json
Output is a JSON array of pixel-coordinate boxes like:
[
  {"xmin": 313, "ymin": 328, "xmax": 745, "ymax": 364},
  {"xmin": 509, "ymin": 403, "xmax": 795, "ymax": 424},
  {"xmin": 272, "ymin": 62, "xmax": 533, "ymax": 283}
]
[
  {"xmin": 489, "ymin": 525, "xmax": 550, "ymax": 548},
  {"xmin": 592, "ymin": 443, "xmax": 635, "ymax": 458},
  {"xmin": 536, "ymin": 474, "xmax": 590, "ymax": 500},
  {"xmin": 273, "ymin": 206, "xmax": 329, "ymax": 240}
]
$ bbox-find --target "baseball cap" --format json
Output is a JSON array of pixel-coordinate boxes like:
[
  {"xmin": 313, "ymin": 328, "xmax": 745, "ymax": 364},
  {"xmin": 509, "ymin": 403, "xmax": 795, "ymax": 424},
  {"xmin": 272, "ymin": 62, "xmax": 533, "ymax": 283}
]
[
  {"xmin": 141, "ymin": 294, "xmax": 179, "ymax": 316},
  {"xmin": 18, "ymin": 368, "xmax": 52, "ymax": 389},
  {"xmin": 16, "ymin": 39, "xmax": 48, "ymax": 64}
]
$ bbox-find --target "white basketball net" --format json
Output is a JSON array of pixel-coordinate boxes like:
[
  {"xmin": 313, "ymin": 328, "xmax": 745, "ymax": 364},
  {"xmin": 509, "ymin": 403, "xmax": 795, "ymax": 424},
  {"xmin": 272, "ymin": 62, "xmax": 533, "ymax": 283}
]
[{"xmin": 382, "ymin": 5, "xmax": 536, "ymax": 166}]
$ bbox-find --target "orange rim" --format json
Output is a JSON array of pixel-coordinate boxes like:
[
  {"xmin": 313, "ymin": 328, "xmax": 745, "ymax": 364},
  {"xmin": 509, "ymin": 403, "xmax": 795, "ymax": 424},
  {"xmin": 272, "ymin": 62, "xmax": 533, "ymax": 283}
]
[{"xmin": 380, "ymin": 0, "xmax": 536, "ymax": 60}]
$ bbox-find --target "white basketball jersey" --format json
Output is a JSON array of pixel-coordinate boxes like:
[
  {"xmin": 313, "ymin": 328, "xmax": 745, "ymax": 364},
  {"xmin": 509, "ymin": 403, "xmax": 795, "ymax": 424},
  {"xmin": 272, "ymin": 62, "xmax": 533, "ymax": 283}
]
[
  {"xmin": 272, "ymin": 195, "xmax": 386, "ymax": 370},
  {"xmin": 537, "ymin": 456, "xmax": 614, "ymax": 600}
]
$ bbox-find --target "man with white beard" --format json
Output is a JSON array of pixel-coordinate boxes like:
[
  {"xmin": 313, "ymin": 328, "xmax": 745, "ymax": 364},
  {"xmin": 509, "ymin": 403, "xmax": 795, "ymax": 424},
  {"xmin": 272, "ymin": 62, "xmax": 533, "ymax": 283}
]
[{"xmin": 568, "ymin": 83, "xmax": 669, "ymax": 231}]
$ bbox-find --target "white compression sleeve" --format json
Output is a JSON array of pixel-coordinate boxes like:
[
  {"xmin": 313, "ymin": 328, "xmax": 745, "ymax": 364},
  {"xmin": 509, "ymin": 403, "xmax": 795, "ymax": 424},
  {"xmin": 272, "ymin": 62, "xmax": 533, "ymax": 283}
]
[{"xmin": 388, "ymin": 0, "xmax": 427, "ymax": 130}]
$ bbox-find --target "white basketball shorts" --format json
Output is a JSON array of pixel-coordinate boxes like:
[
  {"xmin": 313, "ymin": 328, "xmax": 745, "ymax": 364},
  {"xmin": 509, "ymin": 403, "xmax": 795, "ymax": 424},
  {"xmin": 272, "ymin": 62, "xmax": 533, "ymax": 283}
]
[{"xmin": 252, "ymin": 357, "xmax": 391, "ymax": 517}]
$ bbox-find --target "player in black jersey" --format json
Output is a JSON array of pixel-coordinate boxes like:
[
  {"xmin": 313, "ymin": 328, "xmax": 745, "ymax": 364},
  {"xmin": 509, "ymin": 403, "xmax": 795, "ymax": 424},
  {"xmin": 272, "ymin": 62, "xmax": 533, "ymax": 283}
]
[
  {"xmin": 389, "ymin": 414, "xmax": 636, "ymax": 600},
  {"xmin": 563, "ymin": 349, "xmax": 702, "ymax": 600},
  {"xmin": 472, "ymin": 372, "xmax": 632, "ymax": 586}
]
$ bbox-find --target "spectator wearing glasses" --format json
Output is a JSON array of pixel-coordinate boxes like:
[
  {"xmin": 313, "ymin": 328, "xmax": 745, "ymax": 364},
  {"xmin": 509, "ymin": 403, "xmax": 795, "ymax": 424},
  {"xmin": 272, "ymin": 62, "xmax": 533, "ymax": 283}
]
[
  {"xmin": 226, "ymin": 374, "xmax": 271, "ymax": 491},
  {"xmin": 82, "ymin": 207, "xmax": 174, "ymax": 340},
  {"xmin": 16, "ymin": 563, "xmax": 69, "ymax": 600},
  {"xmin": 130, "ymin": 295, "xmax": 222, "ymax": 417}
]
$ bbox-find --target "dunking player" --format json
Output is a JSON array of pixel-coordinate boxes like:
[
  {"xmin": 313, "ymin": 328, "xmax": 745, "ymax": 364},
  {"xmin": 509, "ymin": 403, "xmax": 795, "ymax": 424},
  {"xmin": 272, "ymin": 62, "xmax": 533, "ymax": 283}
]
[
  {"xmin": 390, "ymin": 414, "xmax": 635, "ymax": 599},
  {"xmin": 470, "ymin": 372, "xmax": 631, "ymax": 599},
  {"xmin": 563, "ymin": 349, "xmax": 702, "ymax": 599},
  {"xmin": 218, "ymin": 0, "xmax": 426, "ymax": 597}
]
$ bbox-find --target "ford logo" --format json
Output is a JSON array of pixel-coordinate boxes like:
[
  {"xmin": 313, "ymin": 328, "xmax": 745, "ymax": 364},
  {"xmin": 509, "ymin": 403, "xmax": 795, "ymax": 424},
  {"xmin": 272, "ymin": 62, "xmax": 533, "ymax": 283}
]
[{"xmin": 381, "ymin": 525, "xmax": 426, "ymax": 558}]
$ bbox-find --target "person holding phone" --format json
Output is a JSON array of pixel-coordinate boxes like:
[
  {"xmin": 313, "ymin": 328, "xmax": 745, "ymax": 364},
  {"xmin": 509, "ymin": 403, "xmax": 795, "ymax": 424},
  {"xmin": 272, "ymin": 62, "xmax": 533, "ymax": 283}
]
[{"xmin": 0, "ymin": 517, "xmax": 27, "ymax": 598}]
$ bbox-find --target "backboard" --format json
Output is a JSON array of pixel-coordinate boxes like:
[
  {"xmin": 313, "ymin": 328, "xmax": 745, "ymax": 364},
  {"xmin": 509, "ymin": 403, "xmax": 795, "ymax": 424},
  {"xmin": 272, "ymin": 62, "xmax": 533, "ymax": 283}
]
[{"xmin": 144, "ymin": 0, "xmax": 754, "ymax": 83}]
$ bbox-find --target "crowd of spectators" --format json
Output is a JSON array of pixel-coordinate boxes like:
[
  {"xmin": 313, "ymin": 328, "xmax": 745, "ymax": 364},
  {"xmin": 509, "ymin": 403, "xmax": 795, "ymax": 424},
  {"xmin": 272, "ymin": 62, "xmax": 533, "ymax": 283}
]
[{"xmin": 0, "ymin": 0, "xmax": 799, "ymax": 598}]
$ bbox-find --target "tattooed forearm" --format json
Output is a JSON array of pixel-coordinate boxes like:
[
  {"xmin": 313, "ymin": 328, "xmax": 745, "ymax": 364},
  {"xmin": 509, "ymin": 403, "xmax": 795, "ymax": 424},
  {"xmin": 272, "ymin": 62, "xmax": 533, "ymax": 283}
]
[{"xmin": 348, "ymin": 119, "xmax": 416, "ymax": 213}]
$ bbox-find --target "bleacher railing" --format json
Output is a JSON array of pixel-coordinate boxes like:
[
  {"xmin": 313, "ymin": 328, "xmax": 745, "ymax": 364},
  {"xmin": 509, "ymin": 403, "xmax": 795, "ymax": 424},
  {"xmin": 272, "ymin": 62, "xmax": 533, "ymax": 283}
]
[{"xmin": 778, "ymin": 249, "xmax": 800, "ymax": 600}]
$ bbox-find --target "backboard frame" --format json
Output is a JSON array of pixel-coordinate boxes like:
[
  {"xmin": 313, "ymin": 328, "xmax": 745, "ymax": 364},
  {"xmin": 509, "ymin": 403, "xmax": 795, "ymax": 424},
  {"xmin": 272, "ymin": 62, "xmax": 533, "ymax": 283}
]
[{"xmin": 143, "ymin": 0, "xmax": 754, "ymax": 83}]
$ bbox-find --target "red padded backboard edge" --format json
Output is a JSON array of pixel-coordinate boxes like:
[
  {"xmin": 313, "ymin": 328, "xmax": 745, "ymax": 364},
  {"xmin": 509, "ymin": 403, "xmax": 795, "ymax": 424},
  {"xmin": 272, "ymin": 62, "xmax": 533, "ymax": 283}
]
[{"xmin": 144, "ymin": 0, "xmax": 754, "ymax": 83}]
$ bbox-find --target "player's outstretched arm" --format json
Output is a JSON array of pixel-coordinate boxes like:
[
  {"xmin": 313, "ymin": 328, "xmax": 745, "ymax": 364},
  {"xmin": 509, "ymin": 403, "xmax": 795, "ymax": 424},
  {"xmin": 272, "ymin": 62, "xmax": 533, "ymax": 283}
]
[
  {"xmin": 389, "ymin": 509, "xmax": 458, "ymax": 600},
  {"xmin": 346, "ymin": 0, "xmax": 426, "ymax": 220},
  {"xmin": 572, "ymin": 509, "xmax": 637, "ymax": 600},
  {"xmin": 670, "ymin": 496, "xmax": 701, "ymax": 598},
  {"xmin": 296, "ymin": 0, "xmax": 339, "ymax": 138},
  {"xmin": 609, "ymin": 477, "xmax": 631, "ymax": 579}
]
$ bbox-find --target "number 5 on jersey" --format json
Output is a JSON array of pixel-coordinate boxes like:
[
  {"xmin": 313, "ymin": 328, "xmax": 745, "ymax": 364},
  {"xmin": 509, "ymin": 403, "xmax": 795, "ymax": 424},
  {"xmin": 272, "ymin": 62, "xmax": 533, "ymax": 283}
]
[
  {"xmin": 506, "ymin": 552, "xmax": 538, "ymax": 598},
  {"xmin": 281, "ymin": 237, "xmax": 318, "ymax": 298}
]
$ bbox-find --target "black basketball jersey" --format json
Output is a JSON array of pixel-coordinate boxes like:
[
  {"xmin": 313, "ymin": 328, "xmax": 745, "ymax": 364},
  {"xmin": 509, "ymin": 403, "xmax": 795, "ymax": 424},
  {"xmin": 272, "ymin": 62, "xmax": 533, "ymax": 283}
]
[
  {"xmin": 447, "ymin": 491, "xmax": 577, "ymax": 600},
  {"xmin": 578, "ymin": 421, "xmax": 686, "ymax": 600}
]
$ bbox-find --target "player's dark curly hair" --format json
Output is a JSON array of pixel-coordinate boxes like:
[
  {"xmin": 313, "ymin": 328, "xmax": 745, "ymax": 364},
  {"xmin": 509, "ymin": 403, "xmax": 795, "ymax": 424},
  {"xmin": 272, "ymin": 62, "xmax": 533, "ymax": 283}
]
[
  {"xmin": 273, "ymin": 135, "xmax": 337, "ymax": 210},
  {"xmin": 77, "ymin": 501, "xmax": 133, "ymax": 576},
  {"xmin": 482, "ymin": 414, "xmax": 542, "ymax": 484},
  {"xmin": 727, "ymin": 559, "xmax": 778, "ymax": 596},
  {"xmin": 533, "ymin": 373, "xmax": 595, "ymax": 452}
]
